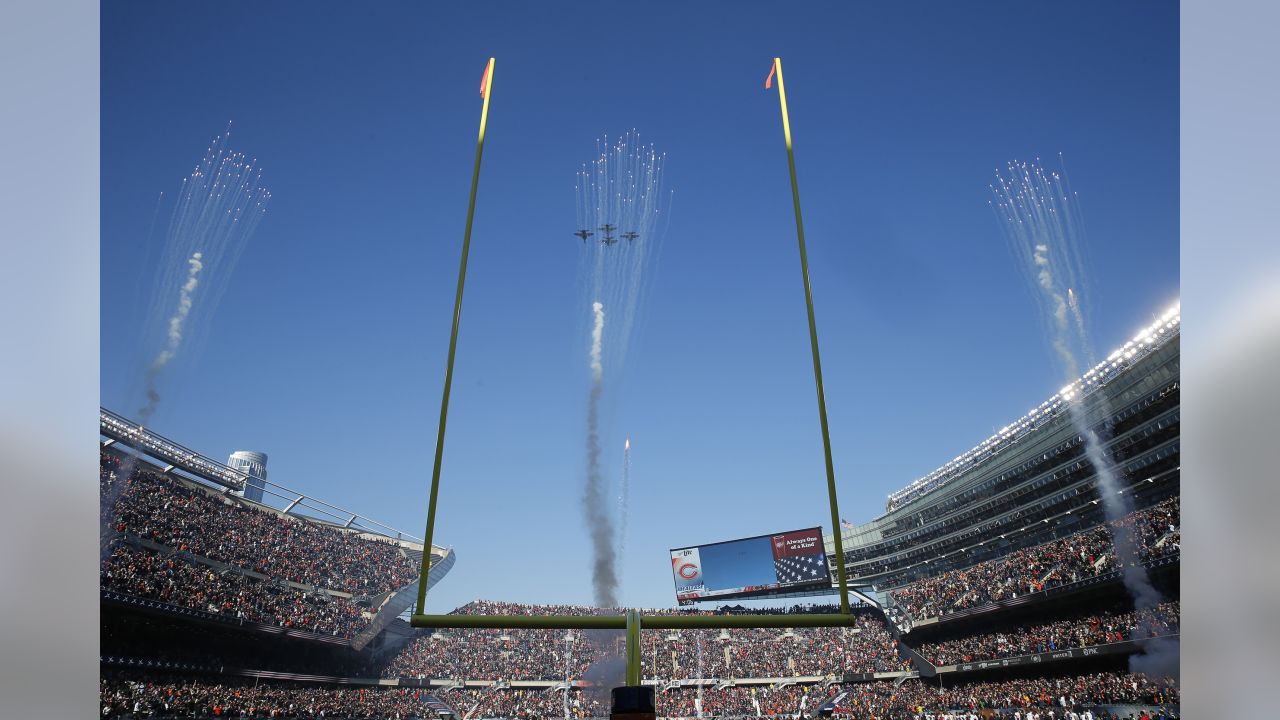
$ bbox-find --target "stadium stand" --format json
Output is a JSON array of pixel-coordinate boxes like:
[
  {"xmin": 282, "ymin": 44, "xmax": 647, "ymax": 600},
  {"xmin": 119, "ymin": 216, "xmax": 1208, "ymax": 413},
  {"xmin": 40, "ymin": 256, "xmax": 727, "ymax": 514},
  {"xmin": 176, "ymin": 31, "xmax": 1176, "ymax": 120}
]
[
  {"xmin": 888, "ymin": 498, "xmax": 1180, "ymax": 622},
  {"xmin": 99, "ymin": 673, "xmax": 457, "ymax": 719},
  {"xmin": 821, "ymin": 672, "xmax": 1179, "ymax": 719},
  {"xmin": 101, "ymin": 542, "xmax": 372, "ymax": 638},
  {"xmin": 914, "ymin": 601, "xmax": 1179, "ymax": 667},
  {"xmin": 101, "ymin": 450, "xmax": 420, "ymax": 594},
  {"xmin": 100, "ymin": 670, "xmax": 1178, "ymax": 719}
]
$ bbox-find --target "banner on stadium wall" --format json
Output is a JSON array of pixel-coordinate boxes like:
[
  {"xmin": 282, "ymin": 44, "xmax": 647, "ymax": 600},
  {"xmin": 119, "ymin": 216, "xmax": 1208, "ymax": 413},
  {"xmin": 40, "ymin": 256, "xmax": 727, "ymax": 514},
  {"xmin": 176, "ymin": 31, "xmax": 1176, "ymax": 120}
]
[
  {"xmin": 670, "ymin": 678, "xmax": 721, "ymax": 687},
  {"xmin": 670, "ymin": 527, "xmax": 831, "ymax": 605}
]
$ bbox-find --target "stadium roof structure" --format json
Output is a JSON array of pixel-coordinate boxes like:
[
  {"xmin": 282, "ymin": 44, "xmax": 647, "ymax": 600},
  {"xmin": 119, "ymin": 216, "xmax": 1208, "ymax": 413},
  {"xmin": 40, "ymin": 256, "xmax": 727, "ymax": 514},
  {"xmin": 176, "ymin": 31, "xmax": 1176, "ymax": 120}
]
[{"xmin": 883, "ymin": 301, "xmax": 1181, "ymax": 514}]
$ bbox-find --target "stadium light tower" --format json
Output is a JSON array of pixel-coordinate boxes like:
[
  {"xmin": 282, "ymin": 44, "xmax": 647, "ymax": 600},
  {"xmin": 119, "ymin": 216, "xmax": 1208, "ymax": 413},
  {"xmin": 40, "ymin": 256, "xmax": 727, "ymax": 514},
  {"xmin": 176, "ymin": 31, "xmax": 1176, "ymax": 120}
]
[{"xmin": 410, "ymin": 58, "xmax": 857, "ymax": 716}]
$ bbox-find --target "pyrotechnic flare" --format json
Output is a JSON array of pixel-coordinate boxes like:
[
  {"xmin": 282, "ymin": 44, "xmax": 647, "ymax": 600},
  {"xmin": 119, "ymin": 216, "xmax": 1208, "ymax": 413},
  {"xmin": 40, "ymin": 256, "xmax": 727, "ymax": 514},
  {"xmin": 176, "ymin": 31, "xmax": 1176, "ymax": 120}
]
[
  {"xmin": 1067, "ymin": 287, "xmax": 1090, "ymax": 355},
  {"xmin": 990, "ymin": 157, "xmax": 1173, "ymax": 676}
]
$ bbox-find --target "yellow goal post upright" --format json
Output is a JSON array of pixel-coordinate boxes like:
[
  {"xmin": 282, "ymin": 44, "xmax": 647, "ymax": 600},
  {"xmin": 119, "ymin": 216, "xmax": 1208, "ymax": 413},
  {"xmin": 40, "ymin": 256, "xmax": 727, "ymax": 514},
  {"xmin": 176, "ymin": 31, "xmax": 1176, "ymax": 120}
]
[{"xmin": 410, "ymin": 57, "xmax": 857, "ymax": 689}]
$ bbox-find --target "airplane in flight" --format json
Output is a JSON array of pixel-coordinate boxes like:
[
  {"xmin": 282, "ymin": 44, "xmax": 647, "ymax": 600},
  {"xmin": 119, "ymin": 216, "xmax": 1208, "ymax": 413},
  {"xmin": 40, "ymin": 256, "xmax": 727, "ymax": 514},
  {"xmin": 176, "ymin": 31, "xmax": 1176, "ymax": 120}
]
[
  {"xmin": 599, "ymin": 224, "xmax": 618, "ymax": 246},
  {"xmin": 621, "ymin": 231, "xmax": 639, "ymax": 243},
  {"xmin": 601, "ymin": 234, "xmax": 618, "ymax": 246},
  {"xmin": 573, "ymin": 229, "xmax": 594, "ymax": 243}
]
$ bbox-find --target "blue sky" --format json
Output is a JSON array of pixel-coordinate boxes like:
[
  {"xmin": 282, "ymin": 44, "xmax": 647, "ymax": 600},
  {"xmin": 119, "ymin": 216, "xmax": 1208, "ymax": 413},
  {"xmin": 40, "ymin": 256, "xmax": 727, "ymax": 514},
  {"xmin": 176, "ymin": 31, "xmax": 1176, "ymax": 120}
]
[{"xmin": 100, "ymin": 1, "xmax": 1178, "ymax": 611}]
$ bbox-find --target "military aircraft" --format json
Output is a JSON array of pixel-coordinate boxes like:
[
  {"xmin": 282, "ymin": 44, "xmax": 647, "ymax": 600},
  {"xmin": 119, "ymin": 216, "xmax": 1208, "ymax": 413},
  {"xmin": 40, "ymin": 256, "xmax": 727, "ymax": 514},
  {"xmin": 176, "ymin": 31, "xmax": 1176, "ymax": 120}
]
[
  {"xmin": 598, "ymin": 224, "xmax": 618, "ymax": 246},
  {"xmin": 601, "ymin": 234, "xmax": 618, "ymax": 246},
  {"xmin": 573, "ymin": 229, "xmax": 594, "ymax": 243},
  {"xmin": 621, "ymin": 231, "xmax": 639, "ymax": 242}
]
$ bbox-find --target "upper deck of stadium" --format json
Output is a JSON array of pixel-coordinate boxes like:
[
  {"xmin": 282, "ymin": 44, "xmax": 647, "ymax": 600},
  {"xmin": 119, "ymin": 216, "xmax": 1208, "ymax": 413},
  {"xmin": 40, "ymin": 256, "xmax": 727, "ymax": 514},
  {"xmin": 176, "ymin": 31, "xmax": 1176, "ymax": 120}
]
[
  {"xmin": 826, "ymin": 302, "xmax": 1180, "ymax": 592},
  {"xmin": 100, "ymin": 409, "xmax": 454, "ymax": 649}
]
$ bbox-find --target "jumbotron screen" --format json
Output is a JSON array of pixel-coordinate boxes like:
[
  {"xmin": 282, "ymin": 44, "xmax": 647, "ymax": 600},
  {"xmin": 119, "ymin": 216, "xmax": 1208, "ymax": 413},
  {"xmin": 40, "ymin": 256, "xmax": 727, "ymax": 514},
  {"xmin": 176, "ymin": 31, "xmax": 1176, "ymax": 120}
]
[{"xmin": 669, "ymin": 527, "xmax": 831, "ymax": 605}]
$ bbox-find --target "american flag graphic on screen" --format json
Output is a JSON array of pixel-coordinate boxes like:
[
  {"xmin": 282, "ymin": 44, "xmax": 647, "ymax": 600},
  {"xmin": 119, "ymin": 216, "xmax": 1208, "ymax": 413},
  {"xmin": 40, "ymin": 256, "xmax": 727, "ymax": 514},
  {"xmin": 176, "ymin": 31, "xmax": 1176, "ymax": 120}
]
[{"xmin": 771, "ymin": 529, "xmax": 830, "ymax": 587}]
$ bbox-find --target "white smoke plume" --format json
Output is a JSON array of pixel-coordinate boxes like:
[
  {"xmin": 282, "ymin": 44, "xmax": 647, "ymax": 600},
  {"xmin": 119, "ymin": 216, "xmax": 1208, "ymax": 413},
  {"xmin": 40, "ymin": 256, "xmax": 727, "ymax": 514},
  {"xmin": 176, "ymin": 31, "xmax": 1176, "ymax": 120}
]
[
  {"xmin": 584, "ymin": 301, "xmax": 618, "ymax": 607},
  {"xmin": 139, "ymin": 251, "xmax": 203, "ymax": 423},
  {"xmin": 590, "ymin": 302, "xmax": 605, "ymax": 382}
]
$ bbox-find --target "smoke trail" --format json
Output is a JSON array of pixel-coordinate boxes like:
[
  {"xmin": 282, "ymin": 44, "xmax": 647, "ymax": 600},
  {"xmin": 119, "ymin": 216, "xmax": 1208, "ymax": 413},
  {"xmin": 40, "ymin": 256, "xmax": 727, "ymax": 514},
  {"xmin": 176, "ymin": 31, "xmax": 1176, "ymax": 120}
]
[
  {"xmin": 618, "ymin": 437, "xmax": 631, "ymax": 567},
  {"xmin": 581, "ymin": 630, "xmax": 626, "ymax": 707},
  {"xmin": 1067, "ymin": 288, "xmax": 1089, "ymax": 353},
  {"xmin": 585, "ymin": 302, "xmax": 618, "ymax": 607},
  {"xmin": 1129, "ymin": 624, "xmax": 1181, "ymax": 679},
  {"xmin": 991, "ymin": 159, "xmax": 1164, "ymax": 618},
  {"xmin": 132, "ymin": 127, "xmax": 270, "ymax": 424},
  {"xmin": 138, "ymin": 251, "xmax": 204, "ymax": 423},
  {"xmin": 590, "ymin": 302, "xmax": 605, "ymax": 383}
]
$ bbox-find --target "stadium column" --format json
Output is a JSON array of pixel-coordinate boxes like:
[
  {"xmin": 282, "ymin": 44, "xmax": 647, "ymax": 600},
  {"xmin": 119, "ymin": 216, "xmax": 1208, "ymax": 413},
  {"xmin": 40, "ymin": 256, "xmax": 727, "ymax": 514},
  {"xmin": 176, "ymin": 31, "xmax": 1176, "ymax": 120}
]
[
  {"xmin": 771, "ymin": 57, "xmax": 851, "ymax": 614},
  {"xmin": 416, "ymin": 57, "xmax": 495, "ymax": 616}
]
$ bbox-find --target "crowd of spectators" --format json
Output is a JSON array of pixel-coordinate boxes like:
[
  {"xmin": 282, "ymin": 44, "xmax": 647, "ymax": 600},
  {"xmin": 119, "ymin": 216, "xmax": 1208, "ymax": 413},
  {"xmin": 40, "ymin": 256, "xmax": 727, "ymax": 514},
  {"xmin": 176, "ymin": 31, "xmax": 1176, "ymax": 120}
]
[
  {"xmin": 435, "ymin": 683, "xmax": 835, "ymax": 720},
  {"xmin": 916, "ymin": 602, "xmax": 1179, "ymax": 667},
  {"xmin": 382, "ymin": 601, "xmax": 909, "ymax": 681},
  {"xmin": 641, "ymin": 614, "xmax": 911, "ymax": 678},
  {"xmin": 890, "ymin": 498, "xmax": 1180, "ymax": 621},
  {"xmin": 100, "ymin": 669, "xmax": 1177, "ymax": 719},
  {"xmin": 101, "ymin": 543, "xmax": 371, "ymax": 638},
  {"xmin": 100, "ymin": 675, "xmax": 442, "ymax": 719},
  {"xmin": 437, "ymin": 676, "xmax": 1177, "ymax": 720},
  {"xmin": 826, "ymin": 672, "xmax": 1178, "ymax": 719},
  {"xmin": 101, "ymin": 451, "xmax": 418, "ymax": 595}
]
